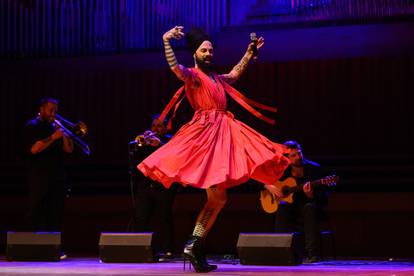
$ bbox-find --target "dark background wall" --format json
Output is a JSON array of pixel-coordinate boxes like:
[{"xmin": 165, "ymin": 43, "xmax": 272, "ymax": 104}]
[{"xmin": 1, "ymin": 0, "xmax": 414, "ymax": 258}]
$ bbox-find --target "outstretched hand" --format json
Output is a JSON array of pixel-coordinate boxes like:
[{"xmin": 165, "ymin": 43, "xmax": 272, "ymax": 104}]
[
  {"xmin": 248, "ymin": 36, "xmax": 264, "ymax": 54},
  {"xmin": 163, "ymin": 26, "xmax": 185, "ymax": 41}
]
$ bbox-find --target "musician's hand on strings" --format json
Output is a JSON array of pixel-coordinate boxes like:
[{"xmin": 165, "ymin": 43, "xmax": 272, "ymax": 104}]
[
  {"xmin": 303, "ymin": 181, "xmax": 314, "ymax": 198},
  {"xmin": 264, "ymin": 184, "xmax": 283, "ymax": 199}
]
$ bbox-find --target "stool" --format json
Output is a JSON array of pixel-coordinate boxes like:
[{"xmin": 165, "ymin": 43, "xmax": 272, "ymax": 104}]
[{"xmin": 319, "ymin": 230, "xmax": 336, "ymax": 261}]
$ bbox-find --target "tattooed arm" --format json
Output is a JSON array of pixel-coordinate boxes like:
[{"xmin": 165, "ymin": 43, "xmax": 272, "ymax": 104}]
[
  {"xmin": 163, "ymin": 26, "xmax": 192, "ymax": 82},
  {"xmin": 220, "ymin": 36, "xmax": 264, "ymax": 84}
]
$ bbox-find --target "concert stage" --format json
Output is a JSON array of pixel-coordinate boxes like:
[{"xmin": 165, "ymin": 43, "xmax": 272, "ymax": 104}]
[{"xmin": 1, "ymin": 256, "xmax": 413, "ymax": 276}]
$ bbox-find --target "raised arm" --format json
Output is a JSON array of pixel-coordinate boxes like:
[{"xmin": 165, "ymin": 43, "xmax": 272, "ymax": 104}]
[
  {"xmin": 220, "ymin": 36, "xmax": 264, "ymax": 84},
  {"xmin": 163, "ymin": 26, "xmax": 191, "ymax": 82}
]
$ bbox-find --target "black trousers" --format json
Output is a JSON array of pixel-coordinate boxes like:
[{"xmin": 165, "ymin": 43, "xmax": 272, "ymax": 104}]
[
  {"xmin": 134, "ymin": 184, "xmax": 176, "ymax": 253},
  {"xmin": 27, "ymin": 172, "xmax": 65, "ymax": 232},
  {"xmin": 274, "ymin": 202, "xmax": 320, "ymax": 257}
]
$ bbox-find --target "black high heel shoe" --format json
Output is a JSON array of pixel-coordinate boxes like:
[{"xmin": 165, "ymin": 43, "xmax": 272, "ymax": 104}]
[
  {"xmin": 183, "ymin": 235, "xmax": 217, "ymax": 273},
  {"xmin": 198, "ymin": 239, "xmax": 218, "ymax": 271}
]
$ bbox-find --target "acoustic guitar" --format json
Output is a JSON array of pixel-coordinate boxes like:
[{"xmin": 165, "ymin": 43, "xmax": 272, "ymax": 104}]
[{"xmin": 260, "ymin": 175, "xmax": 338, "ymax": 214}]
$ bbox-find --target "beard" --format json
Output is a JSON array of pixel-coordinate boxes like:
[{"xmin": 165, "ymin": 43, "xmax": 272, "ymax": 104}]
[
  {"xmin": 39, "ymin": 114, "xmax": 54, "ymax": 123},
  {"xmin": 195, "ymin": 56, "xmax": 215, "ymax": 73},
  {"xmin": 292, "ymin": 159, "xmax": 303, "ymax": 167}
]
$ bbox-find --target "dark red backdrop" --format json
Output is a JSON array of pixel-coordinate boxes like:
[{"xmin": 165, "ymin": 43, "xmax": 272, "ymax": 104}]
[{"xmin": 2, "ymin": 55, "xmax": 413, "ymax": 166}]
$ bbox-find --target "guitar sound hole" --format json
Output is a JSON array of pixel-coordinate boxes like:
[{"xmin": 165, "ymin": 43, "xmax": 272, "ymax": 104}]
[{"xmin": 282, "ymin": 187, "xmax": 289, "ymax": 196}]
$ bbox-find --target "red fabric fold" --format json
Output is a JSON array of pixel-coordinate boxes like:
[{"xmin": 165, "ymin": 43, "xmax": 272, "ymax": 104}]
[
  {"xmin": 218, "ymin": 77, "xmax": 276, "ymax": 125},
  {"xmin": 159, "ymin": 86, "xmax": 185, "ymax": 130},
  {"xmin": 160, "ymin": 77, "xmax": 277, "ymax": 126}
]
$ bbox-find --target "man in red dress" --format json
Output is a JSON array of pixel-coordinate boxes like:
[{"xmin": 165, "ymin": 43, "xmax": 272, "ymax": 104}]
[{"xmin": 138, "ymin": 26, "xmax": 290, "ymax": 272}]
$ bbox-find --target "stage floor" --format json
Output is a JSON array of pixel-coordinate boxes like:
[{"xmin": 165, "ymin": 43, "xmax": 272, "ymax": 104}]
[{"xmin": 0, "ymin": 256, "xmax": 413, "ymax": 276}]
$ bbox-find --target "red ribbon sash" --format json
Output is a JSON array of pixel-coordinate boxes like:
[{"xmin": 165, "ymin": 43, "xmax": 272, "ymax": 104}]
[{"xmin": 159, "ymin": 75, "xmax": 277, "ymax": 128}]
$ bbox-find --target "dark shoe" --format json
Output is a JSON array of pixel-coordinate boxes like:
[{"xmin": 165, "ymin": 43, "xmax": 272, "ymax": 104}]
[
  {"xmin": 158, "ymin": 251, "xmax": 174, "ymax": 262},
  {"xmin": 197, "ymin": 239, "xmax": 217, "ymax": 271},
  {"xmin": 303, "ymin": 256, "xmax": 321, "ymax": 264},
  {"xmin": 200, "ymin": 254, "xmax": 217, "ymax": 271},
  {"xmin": 183, "ymin": 236, "xmax": 216, "ymax": 273}
]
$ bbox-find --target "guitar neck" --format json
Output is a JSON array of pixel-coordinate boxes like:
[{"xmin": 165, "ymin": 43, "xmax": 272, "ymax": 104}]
[{"xmin": 286, "ymin": 179, "xmax": 322, "ymax": 194}]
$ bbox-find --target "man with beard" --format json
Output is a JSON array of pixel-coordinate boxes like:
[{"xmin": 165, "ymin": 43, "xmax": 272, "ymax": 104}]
[
  {"xmin": 129, "ymin": 114, "xmax": 176, "ymax": 261},
  {"xmin": 138, "ymin": 26, "xmax": 290, "ymax": 272},
  {"xmin": 24, "ymin": 98, "xmax": 73, "ymax": 234},
  {"xmin": 273, "ymin": 140, "xmax": 329, "ymax": 263}
]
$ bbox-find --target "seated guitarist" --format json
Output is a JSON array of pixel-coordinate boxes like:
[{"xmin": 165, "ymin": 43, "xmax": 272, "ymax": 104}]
[{"xmin": 267, "ymin": 140, "xmax": 329, "ymax": 263}]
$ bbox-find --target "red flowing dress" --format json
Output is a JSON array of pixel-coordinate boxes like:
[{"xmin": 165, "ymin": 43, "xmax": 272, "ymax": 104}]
[{"xmin": 138, "ymin": 68, "xmax": 289, "ymax": 189}]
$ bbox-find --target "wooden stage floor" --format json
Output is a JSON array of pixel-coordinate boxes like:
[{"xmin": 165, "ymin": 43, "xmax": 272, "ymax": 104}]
[{"xmin": 1, "ymin": 256, "xmax": 414, "ymax": 276}]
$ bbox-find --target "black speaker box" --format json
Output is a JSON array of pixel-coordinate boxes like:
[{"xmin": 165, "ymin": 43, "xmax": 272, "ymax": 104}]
[
  {"xmin": 6, "ymin": 232, "xmax": 61, "ymax": 262},
  {"xmin": 237, "ymin": 233, "xmax": 303, "ymax": 265},
  {"xmin": 99, "ymin": 232, "xmax": 154, "ymax": 263}
]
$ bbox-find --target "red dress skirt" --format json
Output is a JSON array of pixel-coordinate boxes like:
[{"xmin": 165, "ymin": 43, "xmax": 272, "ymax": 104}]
[{"xmin": 138, "ymin": 68, "xmax": 289, "ymax": 189}]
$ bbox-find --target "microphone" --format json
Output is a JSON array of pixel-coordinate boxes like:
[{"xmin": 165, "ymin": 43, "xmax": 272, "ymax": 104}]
[{"xmin": 250, "ymin": 32, "xmax": 258, "ymax": 61}]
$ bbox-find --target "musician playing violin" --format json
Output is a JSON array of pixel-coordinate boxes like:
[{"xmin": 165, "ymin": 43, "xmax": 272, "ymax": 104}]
[
  {"xmin": 129, "ymin": 114, "xmax": 176, "ymax": 261},
  {"xmin": 24, "ymin": 97, "xmax": 73, "ymax": 235},
  {"xmin": 267, "ymin": 140, "xmax": 330, "ymax": 264}
]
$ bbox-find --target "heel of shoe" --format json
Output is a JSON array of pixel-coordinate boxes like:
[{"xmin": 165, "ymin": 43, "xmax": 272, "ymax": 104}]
[
  {"xmin": 182, "ymin": 253, "xmax": 192, "ymax": 271},
  {"xmin": 183, "ymin": 252, "xmax": 212, "ymax": 273},
  {"xmin": 183, "ymin": 235, "xmax": 216, "ymax": 273}
]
